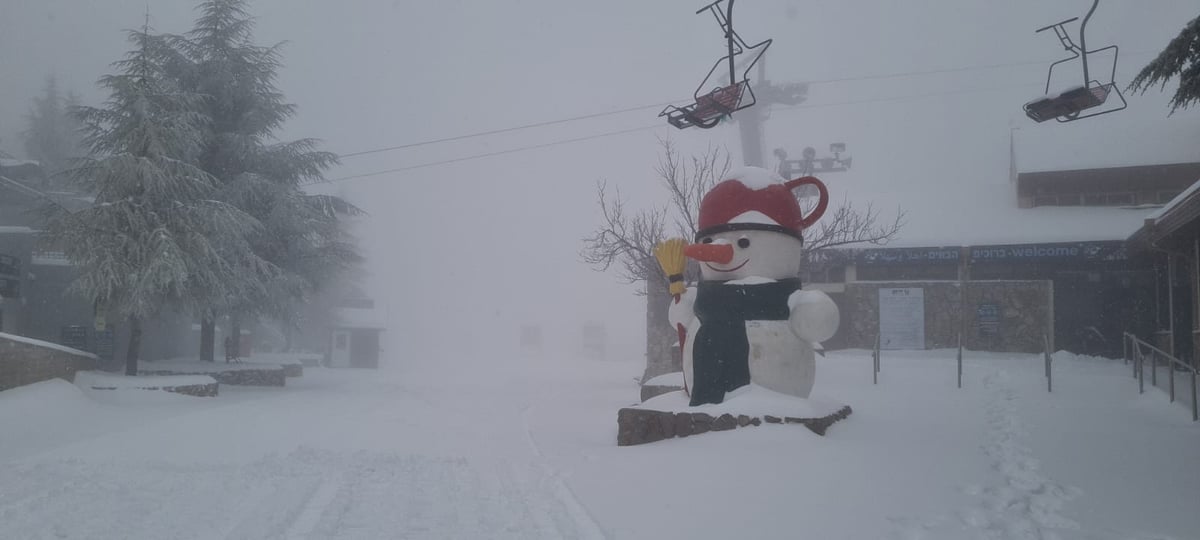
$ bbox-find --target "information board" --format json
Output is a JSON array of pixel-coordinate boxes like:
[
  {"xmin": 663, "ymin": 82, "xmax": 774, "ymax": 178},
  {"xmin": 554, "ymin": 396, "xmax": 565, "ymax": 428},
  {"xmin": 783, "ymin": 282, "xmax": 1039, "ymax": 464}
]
[
  {"xmin": 977, "ymin": 303, "xmax": 1000, "ymax": 337},
  {"xmin": 878, "ymin": 288, "xmax": 925, "ymax": 350}
]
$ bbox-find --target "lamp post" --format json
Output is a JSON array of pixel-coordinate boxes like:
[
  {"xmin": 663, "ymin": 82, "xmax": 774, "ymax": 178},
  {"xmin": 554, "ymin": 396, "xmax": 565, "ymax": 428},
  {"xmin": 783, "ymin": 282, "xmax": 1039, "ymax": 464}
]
[{"xmin": 774, "ymin": 143, "xmax": 853, "ymax": 178}]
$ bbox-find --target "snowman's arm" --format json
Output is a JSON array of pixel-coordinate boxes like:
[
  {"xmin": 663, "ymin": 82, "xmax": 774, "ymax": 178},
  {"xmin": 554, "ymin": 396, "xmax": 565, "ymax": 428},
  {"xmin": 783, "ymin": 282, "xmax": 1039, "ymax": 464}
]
[
  {"xmin": 788, "ymin": 289, "xmax": 840, "ymax": 344},
  {"xmin": 667, "ymin": 286, "xmax": 696, "ymax": 330}
]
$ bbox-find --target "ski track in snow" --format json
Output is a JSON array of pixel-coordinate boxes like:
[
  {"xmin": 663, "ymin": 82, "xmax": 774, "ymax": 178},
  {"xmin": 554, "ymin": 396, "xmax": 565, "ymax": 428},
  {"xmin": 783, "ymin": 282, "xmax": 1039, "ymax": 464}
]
[
  {"xmin": 0, "ymin": 447, "xmax": 600, "ymax": 540},
  {"xmin": 956, "ymin": 368, "xmax": 1083, "ymax": 540}
]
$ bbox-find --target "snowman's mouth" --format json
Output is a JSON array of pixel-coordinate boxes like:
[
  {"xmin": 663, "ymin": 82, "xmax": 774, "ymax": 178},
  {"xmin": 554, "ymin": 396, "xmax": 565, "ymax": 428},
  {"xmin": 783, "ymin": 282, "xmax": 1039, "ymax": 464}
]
[{"xmin": 705, "ymin": 259, "xmax": 749, "ymax": 273}]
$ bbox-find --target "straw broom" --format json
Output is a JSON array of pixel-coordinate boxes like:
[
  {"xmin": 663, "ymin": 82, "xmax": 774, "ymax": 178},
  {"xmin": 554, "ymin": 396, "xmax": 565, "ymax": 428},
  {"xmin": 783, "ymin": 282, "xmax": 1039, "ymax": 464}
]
[{"xmin": 654, "ymin": 238, "xmax": 689, "ymax": 394}]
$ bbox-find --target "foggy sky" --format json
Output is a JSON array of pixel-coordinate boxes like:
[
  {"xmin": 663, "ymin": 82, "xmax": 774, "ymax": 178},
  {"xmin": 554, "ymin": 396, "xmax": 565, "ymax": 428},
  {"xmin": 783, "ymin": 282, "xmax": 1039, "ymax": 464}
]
[{"xmin": 2, "ymin": 1, "xmax": 1197, "ymax": 362}]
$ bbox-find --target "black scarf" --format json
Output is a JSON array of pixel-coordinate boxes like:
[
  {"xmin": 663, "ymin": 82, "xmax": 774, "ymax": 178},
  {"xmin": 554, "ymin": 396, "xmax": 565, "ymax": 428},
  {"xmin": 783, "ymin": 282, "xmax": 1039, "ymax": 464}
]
[{"xmin": 690, "ymin": 278, "xmax": 801, "ymax": 406}]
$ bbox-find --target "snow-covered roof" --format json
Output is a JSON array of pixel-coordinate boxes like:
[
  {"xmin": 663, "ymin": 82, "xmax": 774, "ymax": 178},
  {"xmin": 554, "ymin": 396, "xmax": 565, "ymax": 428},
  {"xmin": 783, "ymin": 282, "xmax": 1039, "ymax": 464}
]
[
  {"xmin": 1013, "ymin": 114, "xmax": 1200, "ymax": 174},
  {"xmin": 0, "ymin": 226, "xmax": 37, "ymax": 234},
  {"xmin": 879, "ymin": 204, "xmax": 1157, "ymax": 248},
  {"xmin": 0, "ymin": 331, "xmax": 97, "ymax": 359},
  {"xmin": 332, "ymin": 307, "xmax": 386, "ymax": 330},
  {"xmin": 0, "ymin": 158, "xmax": 39, "ymax": 168}
]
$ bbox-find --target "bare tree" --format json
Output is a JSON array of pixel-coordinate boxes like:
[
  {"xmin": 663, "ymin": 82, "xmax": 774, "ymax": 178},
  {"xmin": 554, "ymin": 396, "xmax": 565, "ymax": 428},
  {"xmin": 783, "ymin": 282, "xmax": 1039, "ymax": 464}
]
[{"xmin": 582, "ymin": 138, "xmax": 904, "ymax": 382}]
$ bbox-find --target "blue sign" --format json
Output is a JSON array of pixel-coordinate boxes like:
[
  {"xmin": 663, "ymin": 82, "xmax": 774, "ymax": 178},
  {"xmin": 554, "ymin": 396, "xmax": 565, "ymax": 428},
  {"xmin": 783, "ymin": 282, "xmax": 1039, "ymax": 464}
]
[
  {"xmin": 969, "ymin": 241, "xmax": 1127, "ymax": 263},
  {"xmin": 857, "ymin": 247, "xmax": 960, "ymax": 265}
]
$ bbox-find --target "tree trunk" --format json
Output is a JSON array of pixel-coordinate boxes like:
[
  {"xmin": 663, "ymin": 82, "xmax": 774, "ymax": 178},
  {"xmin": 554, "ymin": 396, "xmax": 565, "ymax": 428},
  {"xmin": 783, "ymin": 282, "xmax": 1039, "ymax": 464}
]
[
  {"xmin": 200, "ymin": 317, "xmax": 215, "ymax": 362},
  {"xmin": 125, "ymin": 315, "xmax": 142, "ymax": 376},
  {"xmin": 230, "ymin": 311, "xmax": 242, "ymax": 359}
]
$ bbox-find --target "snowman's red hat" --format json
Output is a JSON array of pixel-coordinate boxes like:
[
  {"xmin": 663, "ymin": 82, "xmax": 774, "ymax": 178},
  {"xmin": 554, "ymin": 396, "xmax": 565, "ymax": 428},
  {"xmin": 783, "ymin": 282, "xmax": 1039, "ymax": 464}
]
[{"xmin": 695, "ymin": 170, "xmax": 828, "ymax": 243}]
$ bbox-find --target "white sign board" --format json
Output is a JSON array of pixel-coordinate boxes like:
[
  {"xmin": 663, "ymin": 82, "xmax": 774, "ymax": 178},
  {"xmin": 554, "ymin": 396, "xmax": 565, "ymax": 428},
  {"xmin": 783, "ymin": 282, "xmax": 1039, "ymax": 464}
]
[{"xmin": 878, "ymin": 288, "xmax": 925, "ymax": 350}]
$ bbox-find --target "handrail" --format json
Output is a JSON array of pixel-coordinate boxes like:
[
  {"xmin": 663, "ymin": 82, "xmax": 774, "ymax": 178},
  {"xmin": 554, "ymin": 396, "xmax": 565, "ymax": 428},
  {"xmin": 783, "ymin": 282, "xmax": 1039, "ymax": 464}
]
[
  {"xmin": 1123, "ymin": 332, "xmax": 1198, "ymax": 422},
  {"xmin": 1123, "ymin": 332, "xmax": 1196, "ymax": 374}
]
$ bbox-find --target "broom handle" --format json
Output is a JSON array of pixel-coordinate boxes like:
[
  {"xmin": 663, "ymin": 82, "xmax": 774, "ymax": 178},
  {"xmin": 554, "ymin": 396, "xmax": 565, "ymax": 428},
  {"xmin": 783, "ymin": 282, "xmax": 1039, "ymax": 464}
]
[{"xmin": 674, "ymin": 295, "xmax": 689, "ymax": 395}]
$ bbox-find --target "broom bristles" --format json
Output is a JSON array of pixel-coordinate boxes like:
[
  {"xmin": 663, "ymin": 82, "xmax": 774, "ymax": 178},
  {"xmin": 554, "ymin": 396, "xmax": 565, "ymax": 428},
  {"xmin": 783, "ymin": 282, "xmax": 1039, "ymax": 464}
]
[{"xmin": 654, "ymin": 238, "xmax": 688, "ymax": 296}]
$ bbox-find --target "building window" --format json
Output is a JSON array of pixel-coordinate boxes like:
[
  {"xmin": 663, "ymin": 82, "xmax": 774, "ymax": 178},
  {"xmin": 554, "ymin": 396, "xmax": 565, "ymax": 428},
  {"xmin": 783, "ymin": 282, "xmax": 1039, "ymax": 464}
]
[{"xmin": 1033, "ymin": 191, "xmax": 1136, "ymax": 207}]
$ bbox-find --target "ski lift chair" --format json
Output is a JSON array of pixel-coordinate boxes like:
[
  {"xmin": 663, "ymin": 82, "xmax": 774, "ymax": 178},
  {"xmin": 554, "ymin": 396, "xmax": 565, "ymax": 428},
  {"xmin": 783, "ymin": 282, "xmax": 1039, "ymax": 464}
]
[
  {"xmin": 1023, "ymin": 0, "xmax": 1127, "ymax": 123},
  {"xmin": 660, "ymin": 0, "xmax": 771, "ymax": 130}
]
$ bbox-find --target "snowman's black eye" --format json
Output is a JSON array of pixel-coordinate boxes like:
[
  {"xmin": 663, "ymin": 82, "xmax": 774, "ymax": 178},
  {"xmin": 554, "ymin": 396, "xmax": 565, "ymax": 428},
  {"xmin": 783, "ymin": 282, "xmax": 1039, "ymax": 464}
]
[
  {"xmin": 701, "ymin": 237, "xmax": 713, "ymax": 244},
  {"xmin": 737, "ymin": 238, "xmax": 751, "ymax": 248}
]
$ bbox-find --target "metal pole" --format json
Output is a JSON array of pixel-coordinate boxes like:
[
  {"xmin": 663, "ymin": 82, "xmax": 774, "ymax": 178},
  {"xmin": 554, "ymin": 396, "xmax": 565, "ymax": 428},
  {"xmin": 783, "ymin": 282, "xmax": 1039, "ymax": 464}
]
[
  {"xmin": 1170, "ymin": 355, "xmax": 1176, "ymax": 402},
  {"xmin": 1078, "ymin": 0, "xmax": 1099, "ymax": 85},
  {"xmin": 873, "ymin": 334, "xmax": 879, "ymax": 385},
  {"xmin": 1137, "ymin": 350, "xmax": 1147, "ymax": 391},
  {"xmin": 957, "ymin": 333, "xmax": 963, "ymax": 389},
  {"xmin": 1150, "ymin": 344, "xmax": 1158, "ymax": 386},
  {"xmin": 1044, "ymin": 334, "xmax": 1052, "ymax": 393},
  {"xmin": 1191, "ymin": 370, "xmax": 1197, "ymax": 421}
]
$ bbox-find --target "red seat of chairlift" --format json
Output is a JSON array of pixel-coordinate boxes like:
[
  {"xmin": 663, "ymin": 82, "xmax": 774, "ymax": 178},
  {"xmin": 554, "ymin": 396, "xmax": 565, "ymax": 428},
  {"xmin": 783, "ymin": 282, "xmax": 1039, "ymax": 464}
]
[{"xmin": 692, "ymin": 82, "xmax": 747, "ymax": 120}]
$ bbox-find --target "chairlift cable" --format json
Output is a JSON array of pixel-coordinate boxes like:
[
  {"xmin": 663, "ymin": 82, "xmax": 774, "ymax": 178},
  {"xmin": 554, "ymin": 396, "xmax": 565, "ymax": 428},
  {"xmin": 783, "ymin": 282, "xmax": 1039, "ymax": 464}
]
[
  {"xmin": 334, "ymin": 52, "xmax": 1157, "ymax": 161},
  {"xmin": 328, "ymin": 82, "xmax": 1047, "ymax": 184},
  {"xmin": 336, "ymin": 102, "xmax": 674, "ymax": 159}
]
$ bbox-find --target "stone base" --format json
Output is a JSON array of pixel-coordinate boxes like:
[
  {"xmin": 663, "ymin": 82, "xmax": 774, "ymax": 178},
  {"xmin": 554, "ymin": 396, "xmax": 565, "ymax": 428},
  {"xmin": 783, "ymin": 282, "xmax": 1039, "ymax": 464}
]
[
  {"xmin": 617, "ymin": 405, "xmax": 852, "ymax": 446},
  {"xmin": 140, "ymin": 366, "xmax": 286, "ymax": 387}
]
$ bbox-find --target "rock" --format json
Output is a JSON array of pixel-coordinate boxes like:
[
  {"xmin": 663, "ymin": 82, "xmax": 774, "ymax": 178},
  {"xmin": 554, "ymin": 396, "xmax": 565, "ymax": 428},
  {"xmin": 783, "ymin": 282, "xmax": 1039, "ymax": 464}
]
[
  {"xmin": 615, "ymin": 405, "xmax": 852, "ymax": 445},
  {"xmin": 617, "ymin": 408, "xmax": 676, "ymax": 446},
  {"xmin": 673, "ymin": 412, "xmax": 694, "ymax": 438},
  {"xmin": 712, "ymin": 413, "xmax": 737, "ymax": 431}
]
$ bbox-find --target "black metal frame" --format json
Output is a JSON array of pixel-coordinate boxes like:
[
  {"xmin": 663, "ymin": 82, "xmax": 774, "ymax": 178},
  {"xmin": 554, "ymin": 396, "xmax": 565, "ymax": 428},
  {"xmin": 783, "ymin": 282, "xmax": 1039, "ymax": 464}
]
[
  {"xmin": 1023, "ymin": 0, "xmax": 1127, "ymax": 123},
  {"xmin": 660, "ymin": 0, "xmax": 772, "ymax": 130}
]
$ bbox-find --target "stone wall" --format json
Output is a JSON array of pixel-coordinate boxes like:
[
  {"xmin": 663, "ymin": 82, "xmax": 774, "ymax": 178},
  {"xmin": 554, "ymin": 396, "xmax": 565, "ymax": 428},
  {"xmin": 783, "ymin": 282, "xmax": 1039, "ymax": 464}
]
[
  {"xmin": 840, "ymin": 280, "xmax": 1054, "ymax": 353},
  {"xmin": 139, "ymin": 365, "xmax": 286, "ymax": 387},
  {"xmin": 0, "ymin": 334, "xmax": 99, "ymax": 391}
]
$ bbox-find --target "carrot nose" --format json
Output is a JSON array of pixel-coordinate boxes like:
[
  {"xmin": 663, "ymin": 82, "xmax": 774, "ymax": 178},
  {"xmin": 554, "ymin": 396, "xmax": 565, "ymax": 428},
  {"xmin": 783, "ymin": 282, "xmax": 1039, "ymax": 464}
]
[{"xmin": 684, "ymin": 243, "xmax": 734, "ymax": 264}]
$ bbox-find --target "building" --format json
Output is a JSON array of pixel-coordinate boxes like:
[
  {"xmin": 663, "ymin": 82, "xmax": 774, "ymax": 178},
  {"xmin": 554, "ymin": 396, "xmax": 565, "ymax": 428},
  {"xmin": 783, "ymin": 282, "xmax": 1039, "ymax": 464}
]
[
  {"xmin": 1128, "ymin": 181, "xmax": 1200, "ymax": 365},
  {"xmin": 805, "ymin": 119, "xmax": 1200, "ymax": 357},
  {"xmin": 0, "ymin": 156, "xmax": 188, "ymax": 363},
  {"xmin": 328, "ymin": 302, "xmax": 385, "ymax": 368}
]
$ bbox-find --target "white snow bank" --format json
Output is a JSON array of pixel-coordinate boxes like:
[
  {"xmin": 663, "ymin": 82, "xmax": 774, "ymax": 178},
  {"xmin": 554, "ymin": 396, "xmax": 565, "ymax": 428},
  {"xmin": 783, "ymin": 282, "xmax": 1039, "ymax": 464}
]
[
  {"xmin": 74, "ymin": 371, "xmax": 216, "ymax": 390},
  {"xmin": 723, "ymin": 166, "xmax": 784, "ymax": 189},
  {"xmin": 0, "ymin": 331, "xmax": 97, "ymax": 359},
  {"xmin": 643, "ymin": 371, "xmax": 683, "ymax": 387},
  {"xmin": 637, "ymin": 384, "xmax": 847, "ymax": 418}
]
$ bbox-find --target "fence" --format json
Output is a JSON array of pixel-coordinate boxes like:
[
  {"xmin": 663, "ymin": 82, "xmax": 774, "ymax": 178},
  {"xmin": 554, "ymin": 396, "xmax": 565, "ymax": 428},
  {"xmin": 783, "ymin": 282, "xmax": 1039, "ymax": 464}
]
[
  {"xmin": 874, "ymin": 332, "xmax": 1052, "ymax": 392},
  {"xmin": 1123, "ymin": 332, "xmax": 1198, "ymax": 422}
]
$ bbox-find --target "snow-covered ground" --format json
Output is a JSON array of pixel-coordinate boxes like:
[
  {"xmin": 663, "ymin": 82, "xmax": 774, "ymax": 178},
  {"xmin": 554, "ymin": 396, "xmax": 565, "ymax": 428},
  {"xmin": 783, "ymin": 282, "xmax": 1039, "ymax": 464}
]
[{"xmin": 1, "ymin": 348, "xmax": 1197, "ymax": 539}]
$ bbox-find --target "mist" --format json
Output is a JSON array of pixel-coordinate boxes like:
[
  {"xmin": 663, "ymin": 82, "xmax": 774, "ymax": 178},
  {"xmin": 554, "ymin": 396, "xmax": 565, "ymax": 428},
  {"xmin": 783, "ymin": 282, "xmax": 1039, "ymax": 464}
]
[{"xmin": 4, "ymin": 0, "xmax": 1200, "ymax": 538}]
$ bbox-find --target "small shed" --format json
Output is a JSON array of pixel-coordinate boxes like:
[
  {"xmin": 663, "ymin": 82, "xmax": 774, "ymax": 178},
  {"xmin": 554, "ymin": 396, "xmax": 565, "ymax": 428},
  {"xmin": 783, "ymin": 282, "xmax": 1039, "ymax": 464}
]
[{"xmin": 328, "ymin": 307, "xmax": 385, "ymax": 368}]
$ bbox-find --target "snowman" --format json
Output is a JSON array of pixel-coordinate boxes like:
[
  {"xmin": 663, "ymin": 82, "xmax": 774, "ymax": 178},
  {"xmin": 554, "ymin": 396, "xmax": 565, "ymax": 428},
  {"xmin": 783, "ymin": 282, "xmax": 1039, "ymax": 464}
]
[{"xmin": 668, "ymin": 167, "xmax": 840, "ymax": 406}]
